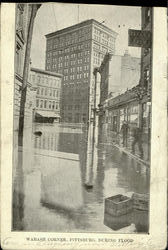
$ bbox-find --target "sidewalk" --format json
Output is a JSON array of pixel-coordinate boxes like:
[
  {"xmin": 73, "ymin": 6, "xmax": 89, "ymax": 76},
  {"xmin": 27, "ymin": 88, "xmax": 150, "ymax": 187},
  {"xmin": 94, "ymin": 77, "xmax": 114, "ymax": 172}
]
[{"xmin": 106, "ymin": 130, "xmax": 150, "ymax": 167}]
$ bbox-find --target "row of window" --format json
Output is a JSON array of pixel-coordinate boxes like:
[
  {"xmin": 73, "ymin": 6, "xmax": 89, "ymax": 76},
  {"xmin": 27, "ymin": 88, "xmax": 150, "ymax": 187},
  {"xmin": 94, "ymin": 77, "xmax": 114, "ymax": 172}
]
[
  {"xmin": 47, "ymin": 33, "xmax": 91, "ymax": 50},
  {"xmin": 93, "ymin": 42, "xmax": 114, "ymax": 54},
  {"xmin": 48, "ymin": 27, "xmax": 114, "ymax": 50},
  {"xmin": 30, "ymin": 74, "xmax": 61, "ymax": 88},
  {"xmin": 49, "ymin": 57, "xmax": 90, "ymax": 69},
  {"xmin": 36, "ymin": 99, "xmax": 59, "ymax": 110},
  {"xmin": 63, "ymin": 80, "xmax": 88, "ymax": 86},
  {"xmin": 63, "ymin": 72, "xmax": 89, "ymax": 81},
  {"xmin": 63, "ymin": 65, "xmax": 89, "ymax": 75},
  {"xmin": 94, "ymin": 27, "xmax": 114, "ymax": 42},
  {"xmin": 50, "ymin": 50, "xmax": 90, "ymax": 61},
  {"xmin": 49, "ymin": 43, "xmax": 90, "ymax": 56},
  {"xmin": 37, "ymin": 87, "xmax": 60, "ymax": 98}
]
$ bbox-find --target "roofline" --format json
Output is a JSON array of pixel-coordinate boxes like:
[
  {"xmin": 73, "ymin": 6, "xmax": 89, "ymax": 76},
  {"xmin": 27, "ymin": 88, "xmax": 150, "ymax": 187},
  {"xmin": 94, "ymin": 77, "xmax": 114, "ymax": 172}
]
[
  {"xmin": 30, "ymin": 68, "xmax": 63, "ymax": 78},
  {"xmin": 45, "ymin": 19, "xmax": 118, "ymax": 39}
]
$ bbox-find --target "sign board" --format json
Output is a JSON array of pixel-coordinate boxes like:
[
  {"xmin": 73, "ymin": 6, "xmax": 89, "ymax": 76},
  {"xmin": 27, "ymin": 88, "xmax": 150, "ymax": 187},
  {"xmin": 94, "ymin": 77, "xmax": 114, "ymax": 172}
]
[{"xmin": 128, "ymin": 29, "xmax": 151, "ymax": 48}]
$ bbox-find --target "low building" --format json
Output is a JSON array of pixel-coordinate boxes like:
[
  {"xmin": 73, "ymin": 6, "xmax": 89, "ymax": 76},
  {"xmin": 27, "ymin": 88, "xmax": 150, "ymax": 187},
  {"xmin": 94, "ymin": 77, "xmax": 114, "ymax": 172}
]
[{"xmin": 29, "ymin": 68, "xmax": 62, "ymax": 123}]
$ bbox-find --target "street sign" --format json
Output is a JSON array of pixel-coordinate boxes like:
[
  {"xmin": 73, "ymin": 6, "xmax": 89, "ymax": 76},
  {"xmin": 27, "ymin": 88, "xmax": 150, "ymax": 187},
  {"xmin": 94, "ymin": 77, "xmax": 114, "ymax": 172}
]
[{"xmin": 128, "ymin": 29, "xmax": 151, "ymax": 48}]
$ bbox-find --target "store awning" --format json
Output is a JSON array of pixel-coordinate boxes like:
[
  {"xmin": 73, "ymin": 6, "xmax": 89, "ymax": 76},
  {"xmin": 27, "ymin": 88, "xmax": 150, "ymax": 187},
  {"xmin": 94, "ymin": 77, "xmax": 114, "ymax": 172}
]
[{"xmin": 35, "ymin": 111, "xmax": 60, "ymax": 118}]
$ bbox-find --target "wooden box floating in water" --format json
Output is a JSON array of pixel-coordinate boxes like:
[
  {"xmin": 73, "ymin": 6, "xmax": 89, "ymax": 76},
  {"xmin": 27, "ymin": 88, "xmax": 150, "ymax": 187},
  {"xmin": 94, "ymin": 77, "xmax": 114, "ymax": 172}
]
[{"xmin": 104, "ymin": 194, "xmax": 133, "ymax": 217}]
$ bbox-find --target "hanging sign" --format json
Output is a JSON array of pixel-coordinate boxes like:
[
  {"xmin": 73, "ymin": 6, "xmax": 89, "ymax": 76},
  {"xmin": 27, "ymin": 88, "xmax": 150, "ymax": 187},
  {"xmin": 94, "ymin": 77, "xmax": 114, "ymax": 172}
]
[{"xmin": 128, "ymin": 29, "xmax": 151, "ymax": 48}]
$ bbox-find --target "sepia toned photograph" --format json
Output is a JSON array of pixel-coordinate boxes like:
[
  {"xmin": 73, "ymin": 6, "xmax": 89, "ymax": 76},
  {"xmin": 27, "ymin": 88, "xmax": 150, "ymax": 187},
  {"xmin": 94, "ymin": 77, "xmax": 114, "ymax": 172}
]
[
  {"xmin": 1, "ymin": 1, "xmax": 167, "ymax": 249},
  {"xmin": 11, "ymin": 3, "xmax": 154, "ymax": 234}
]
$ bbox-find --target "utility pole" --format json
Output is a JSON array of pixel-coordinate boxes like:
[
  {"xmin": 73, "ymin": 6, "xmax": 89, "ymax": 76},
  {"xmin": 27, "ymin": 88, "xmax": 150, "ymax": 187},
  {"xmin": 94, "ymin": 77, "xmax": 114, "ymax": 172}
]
[
  {"xmin": 77, "ymin": 5, "xmax": 79, "ymax": 23},
  {"xmin": 18, "ymin": 4, "xmax": 41, "ymax": 146}
]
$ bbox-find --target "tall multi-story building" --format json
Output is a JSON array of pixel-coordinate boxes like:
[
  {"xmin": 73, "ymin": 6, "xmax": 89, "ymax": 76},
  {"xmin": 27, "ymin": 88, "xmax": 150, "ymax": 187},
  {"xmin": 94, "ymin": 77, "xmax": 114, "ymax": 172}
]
[
  {"xmin": 99, "ymin": 51, "xmax": 140, "ymax": 104},
  {"xmin": 29, "ymin": 68, "xmax": 62, "ymax": 122},
  {"xmin": 45, "ymin": 19, "xmax": 118, "ymax": 123}
]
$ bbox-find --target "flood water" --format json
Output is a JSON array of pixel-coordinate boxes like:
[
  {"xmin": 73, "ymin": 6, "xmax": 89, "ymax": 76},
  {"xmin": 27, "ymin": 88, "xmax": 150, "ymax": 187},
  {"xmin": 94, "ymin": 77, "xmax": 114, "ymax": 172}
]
[{"xmin": 13, "ymin": 122, "xmax": 150, "ymax": 233}]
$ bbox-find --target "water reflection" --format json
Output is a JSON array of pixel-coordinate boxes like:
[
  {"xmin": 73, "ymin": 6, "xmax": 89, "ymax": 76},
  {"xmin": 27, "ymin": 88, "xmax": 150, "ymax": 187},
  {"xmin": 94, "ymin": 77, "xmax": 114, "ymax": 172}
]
[{"xmin": 13, "ymin": 122, "xmax": 149, "ymax": 232}]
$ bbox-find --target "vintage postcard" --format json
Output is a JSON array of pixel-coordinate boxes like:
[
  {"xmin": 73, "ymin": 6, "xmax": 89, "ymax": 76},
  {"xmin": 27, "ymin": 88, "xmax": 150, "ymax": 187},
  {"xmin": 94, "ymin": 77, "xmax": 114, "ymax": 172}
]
[{"xmin": 1, "ymin": 2, "xmax": 167, "ymax": 250}]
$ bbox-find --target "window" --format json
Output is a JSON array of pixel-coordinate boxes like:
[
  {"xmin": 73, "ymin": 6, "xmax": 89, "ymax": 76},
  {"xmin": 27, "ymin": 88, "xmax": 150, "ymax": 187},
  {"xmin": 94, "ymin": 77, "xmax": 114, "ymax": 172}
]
[
  {"xmin": 41, "ymin": 88, "xmax": 44, "ymax": 95},
  {"xmin": 37, "ymin": 88, "xmax": 40, "ymax": 95},
  {"xmin": 37, "ymin": 76, "xmax": 40, "ymax": 83},
  {"xmin": 77, "ymin": 59, "xmax": 82, "ymax": 64},
  {"xmin": 64, "ymin": 61, "xmax": 69, "ymax": 67},
  {"xmin": 36, "ymin": 99, "xmax": 39, "ymax": 107},
  {"xmin": 71, "ymin": 60, "xmax": 76, "ymax": 66},
  {"xmin": 45, "ymin": 88, "xmax": 47, "ymax": 95},
  {"xmin": 49, "ymin": 101, "xmax": 51, "ymax": 109},
  {"xmin": 52, "ymin": 101, "xmax": 55, "ymax": 110},
  {"xmin": 44, "ymin": 100, "xmax": 47, "ymax": 108},
  {"xmin": 84, "ymin": 57, "xmax": 89, "ymax": 63},
  {"xmin": 40, "ymin": 100, "xmax": 43, "ymax": 108}
]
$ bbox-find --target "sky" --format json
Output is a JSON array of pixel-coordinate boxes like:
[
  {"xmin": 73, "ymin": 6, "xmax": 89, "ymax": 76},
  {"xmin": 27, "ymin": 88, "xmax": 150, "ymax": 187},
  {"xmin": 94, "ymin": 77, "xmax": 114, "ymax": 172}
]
[{"xmin": 30, "ymin": 3, "xmax": 141, "ymax": 69}]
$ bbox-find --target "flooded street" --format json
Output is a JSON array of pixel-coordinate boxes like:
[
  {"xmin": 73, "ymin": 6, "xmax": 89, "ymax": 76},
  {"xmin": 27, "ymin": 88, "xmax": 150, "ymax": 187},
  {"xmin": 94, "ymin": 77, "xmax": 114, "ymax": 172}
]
[{"xmin": 13, "ymin": 123, "xmax": 150, "ymax": 233}]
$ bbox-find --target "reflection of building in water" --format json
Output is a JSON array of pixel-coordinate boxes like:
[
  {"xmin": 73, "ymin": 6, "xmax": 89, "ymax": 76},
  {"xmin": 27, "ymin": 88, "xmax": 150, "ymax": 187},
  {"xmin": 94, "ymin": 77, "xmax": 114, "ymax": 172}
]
[
  {"xmin": 58, "ymin": 133, "xmax": 82, "ymax": 154},
  {"xmin": 29, "ymin": 68, "xmax": 62, "ymax": 122},
  {"xmin": 34, "ymin": 131, "xmax": 60, "ymax": 151}
]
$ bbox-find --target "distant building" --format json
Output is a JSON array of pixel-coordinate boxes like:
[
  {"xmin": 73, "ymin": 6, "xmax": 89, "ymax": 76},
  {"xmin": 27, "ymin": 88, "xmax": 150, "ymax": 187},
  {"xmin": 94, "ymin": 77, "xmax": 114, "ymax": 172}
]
[
  {"xmin": 29, "ymin": 68, "xmax": 62, "ymax": 122},
  {"xmin": 45, "ymin": 19, "xmax": 118, "ymax": 123},
  {"xmin": 99, "ymin": 51, "xmax": 141, "ymax": 104}
]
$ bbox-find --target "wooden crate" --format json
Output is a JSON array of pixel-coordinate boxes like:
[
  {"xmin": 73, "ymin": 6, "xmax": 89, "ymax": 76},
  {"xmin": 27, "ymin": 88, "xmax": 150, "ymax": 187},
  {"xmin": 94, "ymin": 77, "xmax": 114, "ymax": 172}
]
[
  {"xmin": 132, "ymin": 193, "xmax": 149, "ymax": 211},
  {"xmin": 104, "ymin": 194, "xmax": 133, "ymax": 217},
  {"xmin": 104, "ymin": 211, "xmax": 133, "ymax": 230}
]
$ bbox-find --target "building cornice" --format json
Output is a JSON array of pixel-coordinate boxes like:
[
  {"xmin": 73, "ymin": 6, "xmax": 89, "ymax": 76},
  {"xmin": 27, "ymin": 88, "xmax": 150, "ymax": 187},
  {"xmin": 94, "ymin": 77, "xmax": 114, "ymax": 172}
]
[
  {"xmin": 31, "ymin": 67, "xmax": 63, "ymax": 78},
  {"xmin": 45, "ymin": 19, "xmax": 118, "ymax": 39}
]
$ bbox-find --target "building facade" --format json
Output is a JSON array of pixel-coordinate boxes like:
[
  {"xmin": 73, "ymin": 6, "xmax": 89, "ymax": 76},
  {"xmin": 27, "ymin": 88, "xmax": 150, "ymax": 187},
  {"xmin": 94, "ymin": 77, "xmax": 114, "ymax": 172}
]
[
  {"xmin": 29, "ymin": 68, "xmax": 62, "ymax": 122},
  {"xmin": 15, "ymin": 4, "xmax": 34, "ymax": 131},
  {"xmin": 45, "ymin": 19, "xmax": 118, "ymax": 123},
  {"xmin": 139, "ymin": 7, "xmax": 152, "ymax": 133},
  {"xmin": 99, "ymin": 51, "xmax": 141, "ymax": 104}
]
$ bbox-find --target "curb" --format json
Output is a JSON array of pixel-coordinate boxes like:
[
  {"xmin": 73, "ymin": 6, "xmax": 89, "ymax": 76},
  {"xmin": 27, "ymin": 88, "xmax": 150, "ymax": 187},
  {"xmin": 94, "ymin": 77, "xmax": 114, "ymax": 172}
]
[{"xmin": 113, "ymin": 143, "xmax": 150, "ymax": 167}]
